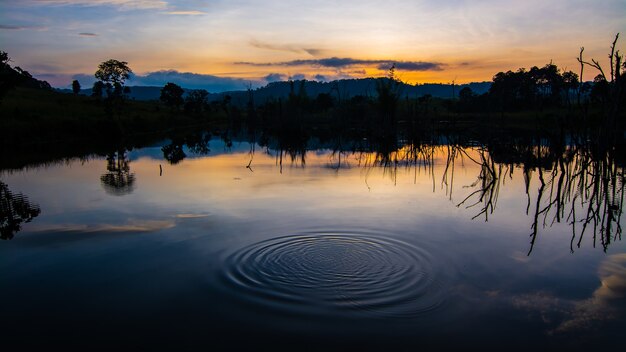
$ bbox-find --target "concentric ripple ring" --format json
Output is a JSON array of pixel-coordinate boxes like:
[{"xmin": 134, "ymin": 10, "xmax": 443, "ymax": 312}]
[{"xmin": 220, "ymin": 232, "xmax": 447, "ymax": 318}]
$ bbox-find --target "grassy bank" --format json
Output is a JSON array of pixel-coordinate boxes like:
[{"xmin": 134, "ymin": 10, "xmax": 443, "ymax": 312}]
[{"xmin": 0, "ymin": 87, "xmax": 229, "ymax": 147}]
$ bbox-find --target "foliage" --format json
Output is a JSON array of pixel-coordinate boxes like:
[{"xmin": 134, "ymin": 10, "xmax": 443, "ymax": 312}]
[
  {"xmin": 160, "ymin": 82, "xmax": 184, "ymax": 109},
  {"xmin": 94, "ymin": 59, "xmax": 133, "ymax": 99},
  {"xmin": 0, "ymin": 50, "xmax": 51, "ymax": 102},
  {"xmin": 72, "ymin": 80, "xmax": 81, "ymax": 94},
  {"xmin": 92, "ymin": 81, "xmax": 104, "ymax": 99},
  {"xmin": 184, "ymin": 89, "xmax": 209, "ymax": 114},
  {"xmin": 375, "ymin": 64, "xmax": 403, "ymax": 121},
  {"xmin": 488, "ymin": 63, "xmax": 578, "ymax": 111}
]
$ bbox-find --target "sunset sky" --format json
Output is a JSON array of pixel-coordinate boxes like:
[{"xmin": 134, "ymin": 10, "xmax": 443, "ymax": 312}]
[{"xmin": 1, "ymin": 0, "xmax": 625, "ymax": 91}]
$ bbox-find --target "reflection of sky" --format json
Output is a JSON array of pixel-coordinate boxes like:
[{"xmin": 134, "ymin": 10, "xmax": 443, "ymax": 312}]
[
  {"xmin": 1, "ymin": 0, "xmax": 624, "ymax": 87},
  {"xmin": 1, "ymin": 145, "xmax": 624, "ymax": 347}
]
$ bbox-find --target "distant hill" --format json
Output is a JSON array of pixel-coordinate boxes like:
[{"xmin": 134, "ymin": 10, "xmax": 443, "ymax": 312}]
[
  {"xmin": 220, "ymin": 79, "xmax": 492, "ymax": 107},
  {"xmin": 59, "ymin": 79, "xmax": 492, "ymax": 106}
]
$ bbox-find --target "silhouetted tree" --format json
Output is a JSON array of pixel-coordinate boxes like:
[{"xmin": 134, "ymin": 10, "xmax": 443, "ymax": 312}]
[
  {"xmin": 0, "ymin": 50, "xmax": 51, "ymax": 101},
  {"xmin": 375, "ymin": 64, "xmax": 402, "ymax": 122},
  {"xmin": 72, "ymin": 79, "xmax": 81, "ymax": 94},
  {"xmin": 94, "ymin": 59, "xmax": 133, "ymax": 99},
  {"xmin": 184, "ymin": 89, "xmax": 209, "ymax": 114},
  {"xmin": 160, "ymin": 82, "xmax": 184, "ymax": 110},
  {"xmin": 578, "ymin": 33, "xmax": 624, "ymax": 126},
  {"xmin": 313, "ymin": 93, "xmax": 335, "ymax": 112},
  {"xmin": 91, "ymin": 81, "xmax": 104, "ymax": 99}
]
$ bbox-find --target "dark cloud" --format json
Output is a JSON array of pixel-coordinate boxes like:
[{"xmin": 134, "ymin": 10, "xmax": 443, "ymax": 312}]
[
  {"xmin": 249, "ymin": 39, "xmax": 321, "ymax": 56},
  {"xmin": 78, "ymin": 32, "xmax": 98, "ymax": 36},
  {"xmin": 377, "ymin": 61, "xmax": 443, "ymax": 71},
  {"xmin": 289, "ymin": 74, "xmax": 306, "ymax": 80},
  {"xmin": 72, "ymin": 70, "xmax": 262, "ymax": 92},
  {"xmin": 265, "ymin": 73, "xmax": 287, "ymax": 82},
  {"xmin": 236, "ymin": 57, "xmax": 444, "ymax": 71},
  {"xmin": 129, "ymin": 70, "xmax": 261, "ymax": 92},
  {"xmin": 314, "ymin": 74, "xmax": 327, "ymax": 81},
  {"xmin": 0, "ymin": 24, "xmax": 45, "ymax": 30}
]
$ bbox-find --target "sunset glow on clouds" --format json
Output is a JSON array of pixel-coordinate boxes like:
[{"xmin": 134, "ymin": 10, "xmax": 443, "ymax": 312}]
[{"xmin": 1, "ymin": 0, "xmax": 625, "ymax": 89}]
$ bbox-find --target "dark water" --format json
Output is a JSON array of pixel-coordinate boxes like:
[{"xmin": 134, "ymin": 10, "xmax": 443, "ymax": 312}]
[{"xmin": 1, "ymin": 135, "xmax": 624, "ymax": 350}]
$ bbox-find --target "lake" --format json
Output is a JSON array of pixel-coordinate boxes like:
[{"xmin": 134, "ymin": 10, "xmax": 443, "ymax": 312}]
[{"xmin": 1, "ymin": 129, "xmax": 624, "ymax": 351}]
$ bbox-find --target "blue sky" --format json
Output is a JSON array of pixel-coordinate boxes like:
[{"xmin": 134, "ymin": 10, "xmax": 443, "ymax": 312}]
[{"xmin": 1, "ymin": 0, "xmax": 625, "ymax": 90}]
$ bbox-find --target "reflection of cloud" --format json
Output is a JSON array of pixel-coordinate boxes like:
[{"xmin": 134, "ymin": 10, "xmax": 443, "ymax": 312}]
[
  {"xmin": 236, "ymin": 57, "xmax": 444, "ymax": 71},
  {"xmin": 511, "ymin": 291, "xmax": 568, "ymax": 324},
  {"xmin": 78, "ymin": 32, "xmax": 97, "ymax": 36},
  {"xmin": 250, "ymin": 39, "xmax": 321, "ymax": 56},
  {"xmin": 510, "ymin": 254, "xmax": 626, "ymax": 333},
  {"xmin": 30, "ymin": 220, "xmax": 175, "ymax": 233},
  {"xmin": 555, "ymin": 254, "xmax": 626, "ymax": 333},
  {"xmin": 510, "ymin": 250, "xmax": 531, "ymax": 262},
  {"xmin": 175, "ymin": 213, "xmax": 210, "ymax": 219}
]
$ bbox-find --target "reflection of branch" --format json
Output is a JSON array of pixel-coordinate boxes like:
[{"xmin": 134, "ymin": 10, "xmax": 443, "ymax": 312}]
[
  {"xmin": 528, "ymin": 171, "xmax": 546, "ymax": 256},
  {"xmin": 456, "ymin": 148, "xmax": 500, "ymax": 221}
]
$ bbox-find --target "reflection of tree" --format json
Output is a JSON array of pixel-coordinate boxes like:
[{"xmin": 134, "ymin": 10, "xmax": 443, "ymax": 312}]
[
  {"xmin": 161, "ymin": 133, "xmax": 212, "ymax": 165},
  {"xmin": 100, "ymin": 150, "xmax": 136, "ymax": 196},
  {"xmin": 162, "ymin": 143, "xmax": 186, "ymax": 165},
  {"xmin": 1, "ymin": 181, "xmax": 41, "ymax": 240},
  {"xmin": 224, "ymin": 119, "xmax": 623, "ymax": 254},
  {"xmin": 451, "ymin": 135, "xmax": 624, "ymax": 255}
]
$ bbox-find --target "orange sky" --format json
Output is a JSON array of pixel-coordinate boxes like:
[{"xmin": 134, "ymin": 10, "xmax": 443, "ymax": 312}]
[{"xmin": 1, "ymin": 0, "xmax": 625, "ymax": 88}]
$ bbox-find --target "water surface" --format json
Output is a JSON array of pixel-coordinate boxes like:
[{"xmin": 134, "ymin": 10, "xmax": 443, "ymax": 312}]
[{"xmin": 1, "ymin": 136, "xmax": 624, "ymax": 350}]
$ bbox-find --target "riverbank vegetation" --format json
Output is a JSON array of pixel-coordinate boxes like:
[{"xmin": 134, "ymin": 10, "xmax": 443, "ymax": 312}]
[{"xmin": 0, "ymin": 35, "xmax": 624, "ymax": 153}]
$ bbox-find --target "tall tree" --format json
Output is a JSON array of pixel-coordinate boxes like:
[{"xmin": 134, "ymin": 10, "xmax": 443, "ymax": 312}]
[
  {"xmin": 72, "ymin": 79, "xmax": 81, "ymax": 94},
  {"xmin": 94, "ymin": 59, "xmax": 132, "ymax": 98},
  {"xmin": 160, "ymin": 82, "xmax": 184, "ymax": 109}
]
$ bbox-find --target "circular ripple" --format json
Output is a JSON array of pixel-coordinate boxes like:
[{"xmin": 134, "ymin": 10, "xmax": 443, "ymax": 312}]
[{"xmin": 220, "ymin": 232, "xmax": 447, "ymax": 318}]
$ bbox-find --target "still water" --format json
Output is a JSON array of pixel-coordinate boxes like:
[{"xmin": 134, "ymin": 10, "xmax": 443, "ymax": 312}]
[{"xmin": 1, "ymin": 137, "xmax": 624, "ymax": 350}]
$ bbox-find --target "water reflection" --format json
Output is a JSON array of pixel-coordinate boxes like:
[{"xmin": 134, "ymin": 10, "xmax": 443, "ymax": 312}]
[
  {"xmin": 162, "ymin": 132, "xmax": 212, "ymax": 165},
  {"xmin": 222, "ymin": 231, "xmax": 447, "ymax": 318},
  {"xmin": 0, "ymin": 181, "xmax": 41, "ymax": 240},
  {"xmin": 1, "ymin": 122, "xmax": 624, "ymax": 253},
  {"xmin": 100, "ymin": 150, "xmax": 136, "ymax": 196},
  {"xmin": 234, "ymin": 122, "xmax": 624, "ymax": 254}
]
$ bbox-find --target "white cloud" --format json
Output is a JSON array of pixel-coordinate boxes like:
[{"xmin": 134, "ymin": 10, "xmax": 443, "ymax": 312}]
[
  {"xmin": 165, "ymin": 10, "xmax": 205, "ymax": 15},
  {"xmin": 29, "ymin": 0, "xmax": 168, "ymax": 10}
]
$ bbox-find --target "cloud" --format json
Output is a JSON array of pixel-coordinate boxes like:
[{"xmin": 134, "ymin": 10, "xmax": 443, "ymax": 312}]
[
  {"xmin": 78, "ymin": 32, "xmax": 98, "ymax": 36},
  {"xmin": 0, "ymin": 24, "xmax": 46, "ymax": 30},
  {"xmin": 314, "ymin": 74, "xmax": 327, "ymax": 81},
  {"xmin": 250, "ymin": 39, "xmax": 321, "ymax": 56},
  {"xmin": 289, "ymin": 74, "xmax": 306, "ymax": 80},
  {"xmin": 236, "ymin": 57, "xmax": 444, "ymax": 71},
  {"xmin": 28, "ymin": 0, "xmax": 167, "ymax": 10},
  {"xmin": 378, "ymin": 61, "xmax": 444, "ymax": 71},
  {"xmin": 165, "ymin": 10, "xmax": 206, "ymax": 15},
  {"xmin": 127, "ymin": 70, "xmax": 261, "ymax": 92},
  {"xmin": 264, "ymin": 73, "xmax": 287, "ymax": 82}
]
